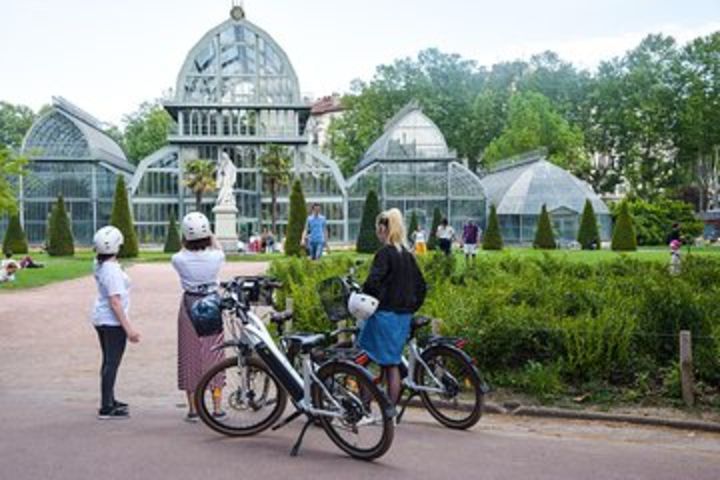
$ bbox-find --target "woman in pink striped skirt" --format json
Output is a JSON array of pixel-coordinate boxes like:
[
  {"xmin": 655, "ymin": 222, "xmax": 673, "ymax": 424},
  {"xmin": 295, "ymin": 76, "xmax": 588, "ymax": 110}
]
[{"xmin": 171, "ymin": 212, "xmax": 225, "ymax": 422}]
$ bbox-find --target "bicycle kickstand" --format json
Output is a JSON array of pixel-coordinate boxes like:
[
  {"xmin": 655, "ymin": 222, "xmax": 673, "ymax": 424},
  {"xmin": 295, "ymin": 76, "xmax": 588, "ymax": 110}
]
[
  {"xmin": 396, "ymin": 391, "xmax": 417, "ymax": 425},
  {"xmin": 290, "ymin": 416, "xmax": 315, "ymax": 457}
]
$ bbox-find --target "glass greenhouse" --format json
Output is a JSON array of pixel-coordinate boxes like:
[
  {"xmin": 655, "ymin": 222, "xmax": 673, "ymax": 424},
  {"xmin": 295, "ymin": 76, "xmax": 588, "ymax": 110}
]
[
  {"xmin": 479, "ymin": 150, "xmax": 612, "ymax": 244},
  {"xmin": 16, "ymin": 97, "xmax": 135, "ymax": 244},
  {"xmin": 346, "ymin": 102, "xmax": 486, "ymax": 240}
]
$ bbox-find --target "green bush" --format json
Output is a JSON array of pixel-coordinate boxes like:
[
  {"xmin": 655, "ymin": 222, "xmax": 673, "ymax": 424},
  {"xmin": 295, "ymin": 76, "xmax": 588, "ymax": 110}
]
[
  {"xmin": 110, "ymin": 176, "xmax": 139, "ymax": 258},
  {"xmin": 577, "ymin": 199, "xmax": 600, "ymax": 250},
  {"xmin": 284, "ymin": 180, "xmax": 307, "ymax": 256},
  {"xmin": 356, "ymin": 190, "xmax": 381, "ymax": 253},
  {"xmin": 427, "ymin": 208, "xmax": 443, "ymax": 251},
  {"xmin": 163, "ymin": 215, "xmax": 181, "ymax": 253},
  {"xmin": 2, "ymin": 214, "xmax": 28, "ymax": 255},
  {"xmin": 611, "ymin": 201, "xmax": 637, "ymax": 251},
  {"xmin": 533, "ymin": 204, "xmax": 556, "ymax": 249},
  {"xmin": 407, "ymin": 210, "xmax": 418, "ymax": 243},
  {"xmin": 47, "ymin": 195, "xmax": 74, "ymax": 257},
  {"xmin": 483, "ymin": 204, "xmax": 503, "ymax": 250},
  {"xmin": 614, "ymin": 197, "xmax": 703, "ymax": 246}
]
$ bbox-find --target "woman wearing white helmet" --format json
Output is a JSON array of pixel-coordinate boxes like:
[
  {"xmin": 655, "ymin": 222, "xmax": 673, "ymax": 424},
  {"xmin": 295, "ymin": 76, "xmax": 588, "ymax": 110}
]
[
  {"xmin": 91, "ymin": 226, "xmax": 141, "ymax": 420},
  {"xmin": 171, "ymin": 212, "xmax": 225, "ymax": 422},
  {"xmin": 358, "ymin": 208, "xmax": 427, "ymax": 406}
]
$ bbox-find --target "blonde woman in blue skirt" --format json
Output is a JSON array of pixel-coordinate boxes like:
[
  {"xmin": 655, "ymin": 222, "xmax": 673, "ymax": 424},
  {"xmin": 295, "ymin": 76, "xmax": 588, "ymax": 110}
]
[{"xmin": 358, "ymin": 208, "xmax": 427, "ymax": 405}]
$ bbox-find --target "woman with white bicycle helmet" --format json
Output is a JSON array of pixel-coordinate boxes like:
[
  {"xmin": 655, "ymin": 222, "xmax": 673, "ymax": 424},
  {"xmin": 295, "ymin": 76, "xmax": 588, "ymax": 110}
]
[
  {"xmin": 358, "ymin": 208, "xmax": 427, "ymax": 406},
  {"xmin": 91, "ymin": 226, "xmax": 141, "ymax": 420},
  {"xmin": 171, "ymin": 211, "xmax": 225, "ymax": 422}
]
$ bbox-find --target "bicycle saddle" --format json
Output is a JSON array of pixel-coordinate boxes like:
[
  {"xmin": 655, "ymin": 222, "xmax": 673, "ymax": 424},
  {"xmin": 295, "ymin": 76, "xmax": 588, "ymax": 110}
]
[
  {"xmin": 286, "ymin": 333, "xmax": 326, "ymax": 353},
  {"xmin": 270, "ymin": 310, "xmax": 293, "ymax": 325}
]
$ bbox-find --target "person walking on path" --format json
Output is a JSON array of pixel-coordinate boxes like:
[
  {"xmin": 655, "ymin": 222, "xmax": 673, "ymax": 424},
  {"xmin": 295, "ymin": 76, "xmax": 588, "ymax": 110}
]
[
  {"xmin": 172, "ymin": 212, "xmax": 226, "ymax": 422},
  {"xmin": 412, "ymin": 224, "xmax": 427, "ymax": 256},
  {"xmin": 462, "ymin": 220, "xmax": 481, "ymax": 264},
  {"xmin": 303, "ymin": 203, "xmax": 329, "ymax": 260},
  {"xmin": 359, "ymin": 208, "xmax": 427, "ymax": 406},
  {"xmin": 91, "ymin": 226, "xmax": 141, "ymax": 420},
  {"xmin": 436, "ymin": 218, "xmax": 455, "ymax": 256}
]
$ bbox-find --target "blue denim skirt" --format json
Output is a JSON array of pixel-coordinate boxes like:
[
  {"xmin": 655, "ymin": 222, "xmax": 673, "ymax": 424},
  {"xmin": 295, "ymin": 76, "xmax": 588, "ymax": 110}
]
[{"xmin": 358, "ymin": 310, "xmax": 411, "ymax": 366}]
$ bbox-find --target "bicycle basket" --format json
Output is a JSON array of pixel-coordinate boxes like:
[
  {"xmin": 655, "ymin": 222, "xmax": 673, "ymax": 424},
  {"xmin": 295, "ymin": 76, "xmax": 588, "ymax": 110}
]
[{"xmin": 317, "ymin": 276, "xmax": 351, "ymax": 323}]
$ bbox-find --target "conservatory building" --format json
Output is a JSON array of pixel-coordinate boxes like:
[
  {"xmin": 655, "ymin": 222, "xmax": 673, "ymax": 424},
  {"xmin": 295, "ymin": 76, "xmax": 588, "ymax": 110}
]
[
  {"xmin": 479, "ymin": 150, "xmax": 612, "ymax": 244},
  {"xmin": 346, "ymin": 102, "xmax": 486, "ymax": 240}
]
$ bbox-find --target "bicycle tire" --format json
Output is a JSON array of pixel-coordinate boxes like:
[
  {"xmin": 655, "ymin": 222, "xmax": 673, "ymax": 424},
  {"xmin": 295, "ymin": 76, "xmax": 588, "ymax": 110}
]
[
  {"xmin": 311, "ymin": 361, "xmax": 394, "ymax": 461},
  {"xmin": 195, "ymin": 356, "xmax": 288, "ymax": 437},
  {"xmin": 414, "ymin": 345, "xmax": 483, "ymax": 429}
]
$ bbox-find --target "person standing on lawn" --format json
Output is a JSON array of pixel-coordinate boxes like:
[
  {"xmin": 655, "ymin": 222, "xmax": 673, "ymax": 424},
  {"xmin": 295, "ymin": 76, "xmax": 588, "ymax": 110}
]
[
  {"xmin": 303, "ymin": 203, "xmax": 329, "ymax": 260},
  {"xmin": 436, "ymin": 218, "xmax": 455, "ymax": 256},
  {"xmin": 91, "ymin": 226, "xmax": 141, "ymax": 420},
  {"xmin": 462, "ymin": 220, "xmax": 481, "ymax": 264}
]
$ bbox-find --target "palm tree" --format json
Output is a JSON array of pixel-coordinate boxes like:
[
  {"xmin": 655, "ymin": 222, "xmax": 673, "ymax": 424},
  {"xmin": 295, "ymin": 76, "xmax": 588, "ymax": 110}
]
[
  {"xmin": 184, "ymin": 159, "xmax": 216, "ymax": 212},
  {"xmin": 259, "ymin": 144, "xmax": 292, "ymax": 234}
]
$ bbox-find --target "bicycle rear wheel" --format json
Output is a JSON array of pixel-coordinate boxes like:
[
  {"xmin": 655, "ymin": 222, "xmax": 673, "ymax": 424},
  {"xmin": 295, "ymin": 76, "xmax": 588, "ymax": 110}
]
[
  {"xmin": 311, "ymin": 361, "xmax": 394, "ymax": 461},
  {"xmin": 414, "ymin": 345, "xmax": 483, "ymax": 429},
  {"xmin": 195, "ymin": 356, "xmax": 288, "ymax": 437}
]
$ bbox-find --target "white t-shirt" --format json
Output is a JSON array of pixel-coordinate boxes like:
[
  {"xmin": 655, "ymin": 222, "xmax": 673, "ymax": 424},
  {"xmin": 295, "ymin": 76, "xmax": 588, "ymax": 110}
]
[
  {"xmin": 413, "ymin": 231, "xmax": 426, "ymax": 243},
  {"xmin": 437, "ymin": 225, "xmax": 455, "ymax": 240},
  {"xmin": 92, "ymin": 261, "xmax": 130, "ymax": 327},
  {"xmin": 171, "ymin": 249, "xmax": 225, "ymax": 293}
]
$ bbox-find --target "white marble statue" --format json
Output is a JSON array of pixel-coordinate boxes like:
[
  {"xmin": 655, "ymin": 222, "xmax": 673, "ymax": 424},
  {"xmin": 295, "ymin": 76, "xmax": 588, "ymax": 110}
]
[{"xmin": 216, "ymin": 152, "xmax": 238, "ymax": 208}]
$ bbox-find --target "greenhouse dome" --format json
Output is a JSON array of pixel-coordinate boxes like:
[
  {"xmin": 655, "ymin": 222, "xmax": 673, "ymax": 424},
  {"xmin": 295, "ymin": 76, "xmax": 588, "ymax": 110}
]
[
  {"xmin": 17, "ymin": 97, "xmax": 134, "ymax": 244},
  {"xmin": 479, "ymin": 150, "xmax": 611, "ymax": 244},
  {"xmin": 347, "ymin": 102, "xmax": 486, "ymax": 240}
]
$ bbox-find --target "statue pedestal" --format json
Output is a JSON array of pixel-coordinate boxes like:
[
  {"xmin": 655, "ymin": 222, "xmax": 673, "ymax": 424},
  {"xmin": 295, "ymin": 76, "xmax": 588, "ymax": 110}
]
[{"xmin": 213, "ymin": 204, "xmax": 239, "ymax": 253}]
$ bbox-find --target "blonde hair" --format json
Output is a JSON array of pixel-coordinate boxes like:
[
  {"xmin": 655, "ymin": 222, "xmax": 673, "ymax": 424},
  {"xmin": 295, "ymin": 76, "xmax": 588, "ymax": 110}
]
[{"xmin": 377, "ymin": 208, "xmax": 407, "ymax": 251}]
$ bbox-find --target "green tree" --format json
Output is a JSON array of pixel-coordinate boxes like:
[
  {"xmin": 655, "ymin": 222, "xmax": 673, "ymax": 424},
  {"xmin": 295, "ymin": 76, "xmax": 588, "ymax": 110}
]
[
  {"xmin": 2, "ymin": 214, "xmax": 28, "ymax": 255},
  {"xmin": 184, "ymin": 159, "xmax": 216, "ymax": 212},
  {"xmin": 47, "ymin": 195, "xmax": 74, "ymax": 257},
  {"xmin": 259, "ymin": 144, "xmax": 292, "ymax": 234},
  {"xmin": 163, "ymin": 214, "xmax": 182, "ymax": 253},
  {"xmin": 110, "ymin": 176, "xmax": 139, "ymax": 258},
  {"xmin": 483, "ymin": 204, "xmax": 503, "ymax": 250},
  {"xmin": 577, "ymin": 200, "xmax": 601, "ymax": 250},
  {"xmin": 0, "ymin": 101, "xmax": 36, "ymax": 150},
  {"xmin": 427, "ymin": 208, "xmax": 443, "ymax": 251},
  {"xmin": 356, "ymin": 190, "xmax": 382, "ymax": 253},
  {"xmin": 407, "ymin": 210, "xmax": 418, "ymax": 243},
  {"xmin": 614, "ymin": 197, "xmax": 702, "ymax": 246},
  {"xmin": 534, "ymin": 204, "xmax": 557, "ymax": 249},
  {"xmin": 0, "ymin": 146, "xmax": 26, "ymax": 215},
  {"xmin": 285, "ymin": 180, "xmax": 307, "ymax": 256},
  {"xmin": 122, "ymin": 102, "xmax": 173, "ymax": 164},
  {"xmin": 483, "ymin": 91, "xmax": 588, "ymax": 173},
  {"xmin": 611, "ymin": 201, "xmax": 638, "ymax": 251}
]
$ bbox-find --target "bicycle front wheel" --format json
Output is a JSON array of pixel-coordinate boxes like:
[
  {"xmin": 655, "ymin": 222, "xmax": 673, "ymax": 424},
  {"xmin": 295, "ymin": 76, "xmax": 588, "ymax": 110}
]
[
  {"xmin": 414, "ymin": 345, "xmax": 483, "ymax": 429},
  {"xmin": 311, "ymin": 361, "xmax": 394, "ymax": 461},
  {"xmin": 195, "ymin": 356, "xmax": 288, "ymax": 437}
]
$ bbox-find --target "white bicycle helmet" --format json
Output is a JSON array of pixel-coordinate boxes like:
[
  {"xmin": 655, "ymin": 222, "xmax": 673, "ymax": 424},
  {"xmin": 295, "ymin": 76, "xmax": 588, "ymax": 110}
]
[
  {"xmin": 94, "ymin": 226, "xmax": 124, "ymax": 255},
  {"xmin": 347, "ymin": 292, "xmax": 379, "ymax": 321},
  {"xmin": 182, "ymin": 212, "xmax": 211, "ymax": 241}
]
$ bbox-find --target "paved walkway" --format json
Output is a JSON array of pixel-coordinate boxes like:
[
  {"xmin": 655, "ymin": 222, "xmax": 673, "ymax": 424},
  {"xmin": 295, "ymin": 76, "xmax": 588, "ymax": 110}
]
[{"xmin": 1, "ymin": 263, "xmax": 719, "ymax": 480}]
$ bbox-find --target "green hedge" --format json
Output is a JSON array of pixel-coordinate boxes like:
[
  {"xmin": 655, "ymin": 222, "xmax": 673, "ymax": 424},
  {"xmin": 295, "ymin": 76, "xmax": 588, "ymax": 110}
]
[
  {"xmin": 612, "ymin": 201, "xmax": 637, "ymax": 251},
  {"xmin": 613, "ymin": 197, "xmax": 703, "ymax": 246},
  {"xmin": 2, "ymin": 214, "xmax": 28, "ymax": 255},
  {"xmin": 356, "ymin": 190, "xmax": 381, "ymax": 253},
  {"xmin": 163, "ymin": 215, "xmax": 181, "ymax": 253}
]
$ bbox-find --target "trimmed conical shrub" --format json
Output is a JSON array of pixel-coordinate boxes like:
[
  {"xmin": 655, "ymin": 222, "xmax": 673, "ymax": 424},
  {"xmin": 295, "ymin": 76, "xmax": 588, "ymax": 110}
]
[
  {"xmin": 611, "ymin": 201, "xmax": 637, "ymax": 251},
  {"xmin": 357, "ymin": 190, "xmax": 382, "ymax": 254},
  {"xmin": 483, "ymin": 204, "xmax": 503, "ymax": 250},
  {"xmin": 534, "ymin": 204, "xmax": 556, "ymax": 249},
  {"xmin": 577, "ymin": 199, "xmax": 601, "ymax": 250},
  {"xmin": 163, "ymin": 214, "xmax": 181, "ymax": 253},
  {"xmin": 285, "ymin": 180, "xmax": 307, "ymax": 256},
  {"xmin": 47, "ymin": 195, "xmax": 74, "ymax": 257},
  {"xmin": 110, "ymin": 176, "xmax": 139, "ymax": 258},
  {"xmin": 407, "ymin": 210, "xmax": 418, "ymax": 243},
  {"xmin": 427, "ymin": 208, "xmax": 443, "ymax": 251},
  {"xmin": 2, "ymin": 214, "xmax": 28, "ymax": 255}
]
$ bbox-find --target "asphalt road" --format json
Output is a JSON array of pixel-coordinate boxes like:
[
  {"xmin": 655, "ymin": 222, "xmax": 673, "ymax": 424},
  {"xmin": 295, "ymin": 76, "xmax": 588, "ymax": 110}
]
[{"xmin": 1, "ymin": 263, "xmax": 718, "ymax": 480}]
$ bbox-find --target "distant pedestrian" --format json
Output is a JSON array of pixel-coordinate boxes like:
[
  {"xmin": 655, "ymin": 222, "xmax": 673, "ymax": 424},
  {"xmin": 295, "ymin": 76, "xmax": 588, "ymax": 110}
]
[
  {"xmin": 91, "ymin": 226, "xmax": 141, "ymax": 420},
  {"xmin": 412, "ymin": 225, "xmax": 427, "ymax": 256},
  {"xmin": 666, "ymin": 223, "xmax": 681, "ymax": 246},
  {"xmin": 436, "ymin": 219, "xmax": 455, "ymax": 256},
  {"xmin": 669, "ymin": 239, "xmax": 682, "ymax": 275},
  {"xmin": 462, "ymin": 220, "xmax": 481, "ymax": 263},
  {"xmin": 303, "ymin": 203, "xmax": 329, "ymax": 260}
]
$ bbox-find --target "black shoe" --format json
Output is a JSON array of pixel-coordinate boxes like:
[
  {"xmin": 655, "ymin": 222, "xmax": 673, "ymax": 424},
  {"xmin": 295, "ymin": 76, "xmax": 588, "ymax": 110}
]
[
  {"xmin": 184, "ymin": 412, "xmax": 199, "ymax": 423},
  {"xmin": 212, "ymin": 411, "xmax": 227, "ymax": 419},
  {"xmin": 98, "ymin": 407, "xmax": 130, "ymax": 420},
  {"xmin": 113, "ymin": 400, "xmax": 129, "ymax": 411}
]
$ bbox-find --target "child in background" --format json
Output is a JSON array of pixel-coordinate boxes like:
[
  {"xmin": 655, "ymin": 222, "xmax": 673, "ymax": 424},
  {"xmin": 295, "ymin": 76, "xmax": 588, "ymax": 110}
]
[{"xmin": 669, "ymin": 239, "xmax": 682, "ymax": 275}]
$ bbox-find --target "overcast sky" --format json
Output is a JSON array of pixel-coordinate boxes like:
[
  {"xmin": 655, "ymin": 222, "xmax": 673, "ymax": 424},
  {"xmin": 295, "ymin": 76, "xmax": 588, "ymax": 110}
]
[{"xmin": 1, "ymin": 0, "xmax": 718, "ymax": 126}]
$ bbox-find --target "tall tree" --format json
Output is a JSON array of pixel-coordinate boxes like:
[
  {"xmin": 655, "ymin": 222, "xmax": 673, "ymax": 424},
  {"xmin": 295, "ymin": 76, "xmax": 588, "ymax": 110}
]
[
  {"xmin": 184, "ymin": 159, "xmax": 216, "ymax": 212},
  {"xmin": 407, "ymin": 210, "xmax": 418, "ymax": 243},
  {"xmin": 163, "ymin": 214, "xmax": 181, "ymax": 253},
  {"xmin": 427, "ymin": 208, "xmax": 443, "ymax": 251},
  {"xmin": 0, "ymin": 146, "xmax": 26, "ymax": 215},
  {"xmin": 356, "ymin": 190, "xmax": 382, "ymax": 253},
  {"xmin": 259, "ymin": 144, "xmax": 292, "ymax": 233},
  {"xmin": 611, "ymin": 201, "xmax": 638, "ymax": 251},
  {"xmin": 122, "ymin": 102, "xmax": 173, "ymax": 164},
  {"xmin": 110, "ymin": 176, "xmax": 139, "ymax": 258},
  {"xmin": 0, "ymin": 102, "xmax": 36, "ymax": 150},
  {"xmin": 285, "ymin": 180, "xmax": 307, "ymax": 256},
  {"xmin": 533, "ymin": 204, "xmax": 557, "ymax": 249},
  {"xmin": 483, "ymin": 204, "xmax": 503, "ymax": 250},
  {"xmin": 2, "ymin": 214, "xmax": 28, "ymax": 255},
  {"xmin": 577, "ymin": 200, "xmax": 601, "ymax": 250},
  {"xmin": 47, "ymin": 195, "xmax": 74, "ymax": 257}
]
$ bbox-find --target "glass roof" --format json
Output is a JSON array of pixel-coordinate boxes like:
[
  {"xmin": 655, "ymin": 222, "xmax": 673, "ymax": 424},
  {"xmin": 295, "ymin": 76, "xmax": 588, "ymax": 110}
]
[
  {"xmin": 176, "ymin": 17, "xmax": 300, "ymax": 105},
  {"xmin": 357, "ymin": 102, "xmax": 451, "ymax": 171},
  {"xmin": 479, "ymin": 154, "xmax": 609, "ymax": 216}
]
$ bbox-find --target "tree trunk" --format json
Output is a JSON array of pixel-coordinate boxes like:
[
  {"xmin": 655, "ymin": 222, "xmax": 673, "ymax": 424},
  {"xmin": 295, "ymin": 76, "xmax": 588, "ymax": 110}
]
[
  {"xmin": 271, "ymin": 179, "xmax": 277, "ymax": 234},
  {"xmin": 196, "ymin": 192, "xmax": 202, "ymax": 213}
]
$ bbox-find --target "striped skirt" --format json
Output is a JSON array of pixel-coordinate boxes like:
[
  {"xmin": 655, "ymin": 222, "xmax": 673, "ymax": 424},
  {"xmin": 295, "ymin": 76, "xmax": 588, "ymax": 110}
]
[{"xmin": 177, "ymin": 292, "xmax": 225, "ymax": 392}]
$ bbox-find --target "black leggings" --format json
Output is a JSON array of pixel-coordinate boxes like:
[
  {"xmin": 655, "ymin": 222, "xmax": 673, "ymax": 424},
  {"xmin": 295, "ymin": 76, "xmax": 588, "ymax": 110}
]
[
  {"xmin": 95, "ymin": 326, "xmax": 127, "ymax": 409},
  {"xmin": 439, "ymin": 238, "xmax": 452, "ymax": 255}
]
